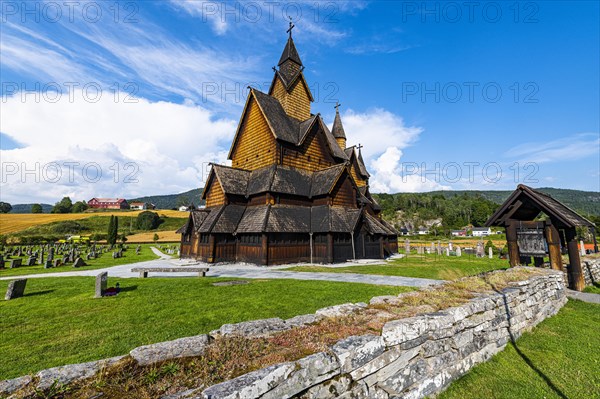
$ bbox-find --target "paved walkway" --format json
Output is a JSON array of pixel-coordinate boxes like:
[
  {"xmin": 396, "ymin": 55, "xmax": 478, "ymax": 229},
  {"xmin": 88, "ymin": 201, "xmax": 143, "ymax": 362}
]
[
  {"xmin": 566, "ymin": 289, "xmax": 600, "ymax": 304},
  {"xmin": 0, "ymin": 247, "xmax": 443, "ymax": 288}
]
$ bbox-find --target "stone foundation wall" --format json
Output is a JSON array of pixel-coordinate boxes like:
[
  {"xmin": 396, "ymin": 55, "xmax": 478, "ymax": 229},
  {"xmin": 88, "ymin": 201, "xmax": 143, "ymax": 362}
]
[
  {"xmin": 582, "ymin": 257, "xmax": 600, "ymax": 286},
  {"xmin": 199, "ymin": 270, "xmax": 566, "ymax": 399}
]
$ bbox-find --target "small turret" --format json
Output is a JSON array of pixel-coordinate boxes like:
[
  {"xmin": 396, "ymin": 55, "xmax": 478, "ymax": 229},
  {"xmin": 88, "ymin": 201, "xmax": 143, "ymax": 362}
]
[{"xmin": 331, "ymin": 102, "xmax": 346, "ymax": 150}]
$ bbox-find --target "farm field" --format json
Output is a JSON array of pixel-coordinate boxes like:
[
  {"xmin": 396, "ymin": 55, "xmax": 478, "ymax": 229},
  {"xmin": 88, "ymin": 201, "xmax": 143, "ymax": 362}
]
[
  {"xmin": 439, "ymin": 300, "xmax": 600, "ymax": 399},
  {"xmin": 0, "ymin": 210, "xmax": 187, "ymax": 235},
  {"xmin": 0, "ymin": 277, "xmax": 412, "ymax": 379},
  {"xmin": 284, "ymin": 253, "xmax": 511, "ymax": 280}
]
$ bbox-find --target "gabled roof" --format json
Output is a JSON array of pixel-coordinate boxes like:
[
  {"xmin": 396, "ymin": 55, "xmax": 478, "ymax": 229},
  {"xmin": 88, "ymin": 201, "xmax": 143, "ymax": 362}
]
[
  {"xmin": 310, "ymin": 164, "xmax": 347, "ymax": 197},
  {"xmin": 331, "ymin": 109, "xmax": 346, "ymax": 139},
  {"xmin": 212, "ymin": 205, "xmax": 247, "ymax": 234},
  {"xmin": 485, "ymin": 184, "xmax": 594, "ymax": 228},
  {"xmin": 269, "ymin": 69, "xmax": 315, "ymax": 102},
  {"xmin": 278, "ymin": 36, "xmax": 302, "ymax": 66},
  {"xmin": 228, "ymin": 89, "xmax": 347, "ymax": 161},
  {"xmin": 236, "ymin": 205, "xmax": 271, "ymax": 233},
  {"xmin": 344, "ymin": 147, "xmax": 369, "ymax": 178},
  {"xmin": 202, "ymin": 164, "xmax": 250, "ymax": 199},
  {"xmin": 197, "ymin": 205, "xmax": 226, "ymax": 233}
]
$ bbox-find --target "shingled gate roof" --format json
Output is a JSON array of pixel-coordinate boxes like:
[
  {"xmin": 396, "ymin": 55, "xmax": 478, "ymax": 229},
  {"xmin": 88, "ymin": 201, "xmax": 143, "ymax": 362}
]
[{"xmin": 485, "ymin": 184, "xmax": 594, "ymax": 229}]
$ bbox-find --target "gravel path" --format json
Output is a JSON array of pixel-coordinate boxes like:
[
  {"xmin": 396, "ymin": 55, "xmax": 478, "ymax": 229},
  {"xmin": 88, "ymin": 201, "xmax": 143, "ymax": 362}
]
[{"xmin": 0, "ymin": 247, "xmax": 443, "ymax": 288}]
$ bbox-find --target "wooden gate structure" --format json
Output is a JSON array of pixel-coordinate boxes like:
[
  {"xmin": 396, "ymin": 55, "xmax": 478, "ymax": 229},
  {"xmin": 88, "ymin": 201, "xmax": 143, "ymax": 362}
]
[{"xmin": 486, "ymin": 184, "xmax": 596, "ymax": 291}]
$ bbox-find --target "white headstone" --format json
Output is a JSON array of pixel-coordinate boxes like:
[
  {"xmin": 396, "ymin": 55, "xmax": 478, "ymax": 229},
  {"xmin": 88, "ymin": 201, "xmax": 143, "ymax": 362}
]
[
  {"xmin": 448, "ymin": 241, "xmax": 453, "ymax": 251},
  {"xmin": 489, "ymin": 247, "xmax": 493, "ymax": 259},
  {"xmin": 405, "ymin": 239, "xmax": 410, "ymax": 254},
  {"xmin": 456, "ymin": 246, "xmax": 462, "ymax": 257},
  {"xmin": 580, "ymin": 240, "xmax": 586, "ymax": 256},
  {"xmin": 446, "ymin": 248, "xmax": 450, "ymax": 256}
]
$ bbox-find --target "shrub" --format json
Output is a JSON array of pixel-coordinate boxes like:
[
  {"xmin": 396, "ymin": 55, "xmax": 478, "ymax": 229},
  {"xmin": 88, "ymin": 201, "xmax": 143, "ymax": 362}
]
[
  {"xmin": 136, "ymin": 211, "xmax": 162, "ymax": 230},
  {"xmin": 52, "ymin": 221, "xmax": 86, "ymax": 234}
]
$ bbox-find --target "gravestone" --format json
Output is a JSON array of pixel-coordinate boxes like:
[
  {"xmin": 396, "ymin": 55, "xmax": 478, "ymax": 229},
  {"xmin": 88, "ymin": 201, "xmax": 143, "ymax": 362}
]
[
  {"xmin": 95, "ymin": 272, "xmax": 108, "ymax": 298},
  {"xmin": 9, "ymin": 259, "xmax": 22, "ymax": 268},
  {"xmin": 86, "ymin": 253, "xmax": 92, "ymax": 261},
  {"xmin": 5, "ymin": 279, "xmax": 27, "ymax": 300},
  {"xmin": 476, "ymin": 242, "xmax": 484, "ymax": 258},
  {"xmin": 436, "ymin": 242, "xmax": 442, "ymax": 256},
  {"xmin": 0, "ymin": 255, "xmax": 4, "ymax": 268},
  {"xmin": 456, "ymin": 246, "xmax": 462, "ymax": 257},
  {"xmin": 488, "ymin": 247, "xmax": 493, "ymax": 259},
  {"xmin": 445, "ymin": 247, "xmax": 450, "ymax": 256},
  {"xmin": 26, "ymin": 257, "xmax": 36, "ymax": 266},
  {"xmin": 580, "ymin": 240, "xmax": 586, "ymax": 256},
  {"xmin": 448, "ymin": 241, "xmax": 453, "ymax": 251},
  {"xmin": 48, "ymin": 248, "xmax": 54, "ymax": 262},
  {"xmin": 404, "ymin": 239, "xmax": 410, "ymax": 254},
  {"xmin": 53, "ymin": 259, "xmax": 61, "ymax": 268},
  {"xmin": 44, "ymin": 261, "xmax": 52, "ymax": 269},
  {"xmin": 38, "ymin": 250, "xmax": 44, "ymax": 265},
  {"xmin": 73, "ymin": 257, "xmax": 86, "ymax": 268}
]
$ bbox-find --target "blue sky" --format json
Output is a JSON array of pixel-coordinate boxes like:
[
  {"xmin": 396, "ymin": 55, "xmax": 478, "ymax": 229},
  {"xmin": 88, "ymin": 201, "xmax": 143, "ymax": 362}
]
[{"xmin": 1, "ymin": 1, "xmax": 598, "ymax": 204}]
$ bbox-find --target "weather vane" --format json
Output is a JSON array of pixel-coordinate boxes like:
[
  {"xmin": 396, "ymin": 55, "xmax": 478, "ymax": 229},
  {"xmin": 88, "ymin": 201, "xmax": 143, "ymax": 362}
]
[{"xmin": 286, "ymin": 16, "xmax": 295, "ymax": 38}]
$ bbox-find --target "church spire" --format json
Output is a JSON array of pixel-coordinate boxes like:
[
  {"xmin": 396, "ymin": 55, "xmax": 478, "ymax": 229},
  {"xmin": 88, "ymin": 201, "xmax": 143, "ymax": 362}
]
[
  {"xmin": 278, "ymin": 18, "xmax": 302, "ymax": 67},
  {"xmin": 332, "ymin": 102, "xmax": 346, "ymax": 150}
]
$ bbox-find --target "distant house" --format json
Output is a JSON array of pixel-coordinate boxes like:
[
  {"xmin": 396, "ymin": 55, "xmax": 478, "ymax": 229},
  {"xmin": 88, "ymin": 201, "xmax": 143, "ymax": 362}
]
[
  {"xmin": 472, "ymin": 227, "xmax": 492, "ymax": 237},
  {"xmin": 418, "ymin": 228, "xmax": 429, "ymax": 235},
  {"xmin": 87, "ymin": 198, "xmax": 129, "ymax": 210},
  {"xmin": 451, "ymin": 229, "xmax": 467, "ymax": 237},
  {"xmin": 178, "ymin": 205, "xmax": 191, "ymax": 212},
  {"xmin": 130, "ymin": 201, "xmax": 156, "ymax": 210},
  {"xmin": 399, "ymin": 228, "xmax": 410, "ymax": 236}
]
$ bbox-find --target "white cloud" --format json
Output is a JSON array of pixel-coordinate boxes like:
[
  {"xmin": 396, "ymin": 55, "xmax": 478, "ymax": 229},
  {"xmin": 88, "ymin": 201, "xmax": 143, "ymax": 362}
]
[
  {"xmin": 369, "ymin": 147, "xmax": 451, "ymax": 193},
  {"xmin": 505, "ymin": 133, "xmax": 600, "ymax": 164},
  {"xmin": 329, "ymin": 108, "xmax": 447, "ymax": 193},
  {"xmin": 0, "ymin": 91, "xmax": 236, "ymax": 204}
]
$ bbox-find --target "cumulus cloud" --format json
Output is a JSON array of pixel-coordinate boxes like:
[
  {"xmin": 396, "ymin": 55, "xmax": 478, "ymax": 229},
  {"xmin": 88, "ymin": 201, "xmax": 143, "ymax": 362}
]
[
  {"xmin": 0, "ymin": 91, "xmax": 236, "ymax": 204},
  {"xmin": 329, "ymin": 108, "xmax": 446, "ymax": 193}
]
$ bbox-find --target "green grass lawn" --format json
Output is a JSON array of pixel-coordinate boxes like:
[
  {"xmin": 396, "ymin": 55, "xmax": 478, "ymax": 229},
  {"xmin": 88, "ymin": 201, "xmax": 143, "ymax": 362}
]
[
  {"xmin": 583, "ymin": 282, "xmax": 600, "ymax": 294},
  {"xmin": 283, "ymin": 254, "xmax": 510, "ymax": 280},
  {"xmin": 0, "ymin": 277, "xmax": 412, "ymax": 379},
  {"xmin": 438, "ymin": 300, "xmax": 600, "ymax": 399},
  {"xmin": 0, "ymin": 244, "xmax": 162, "ymax": 277}
]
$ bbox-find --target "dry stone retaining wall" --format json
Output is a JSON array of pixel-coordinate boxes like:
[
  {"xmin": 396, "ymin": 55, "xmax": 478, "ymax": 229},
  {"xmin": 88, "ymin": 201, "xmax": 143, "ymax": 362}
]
[{"xmin": 197, "ymin": 270, "xmax": 566, "ymax": 399}]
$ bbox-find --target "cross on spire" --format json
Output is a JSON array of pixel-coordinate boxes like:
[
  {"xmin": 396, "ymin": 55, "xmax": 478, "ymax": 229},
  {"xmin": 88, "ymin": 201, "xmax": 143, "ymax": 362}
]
[
  {"xmin": 334, "ymin": 101, "xmax": 342, "ymax": 112},
  {"xmin": 286, "ymin": 16, "xmax": 295, "ymax": 38},
  {"xmin": 357, "ymin": 143, "xmax": 363, "ymax": 154}
]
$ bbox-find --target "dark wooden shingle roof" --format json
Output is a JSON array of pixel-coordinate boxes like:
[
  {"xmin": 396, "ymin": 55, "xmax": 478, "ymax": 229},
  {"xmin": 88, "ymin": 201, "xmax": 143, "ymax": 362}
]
[{"xmin": 485, "ymin": 184, "xmax": 594, "ymax": 228}]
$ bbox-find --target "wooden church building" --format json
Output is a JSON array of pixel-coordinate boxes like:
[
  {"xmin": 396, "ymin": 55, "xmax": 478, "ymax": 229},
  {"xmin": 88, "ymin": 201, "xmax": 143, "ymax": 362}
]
[{"xmin": 178, "ymin": 27, "xmax": 399, "ymax": 265}]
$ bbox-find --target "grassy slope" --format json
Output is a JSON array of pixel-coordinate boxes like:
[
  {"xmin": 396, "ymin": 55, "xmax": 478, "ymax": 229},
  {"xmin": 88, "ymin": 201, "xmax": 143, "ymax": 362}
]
[
  {"xmin": 0, "ymin": 277, "xmax": 412, "ymax": 379},
  {"xmin": 439, "ymin": 300, "xmax": 600, "ymax": 399},
  {"xmin": 583, "ymin": 283, "xmax": 600, "ymax": 294},
  {"xmin": 0, "ymin": 244, "xmax": 161, "ymax": 277},
  {"xmin": 0, "ymin": 210, "xmax": 186, "ymax": 235},
  {"xmin": 284, "ymin": 254, "xmax": 510, "ymax": 280}
]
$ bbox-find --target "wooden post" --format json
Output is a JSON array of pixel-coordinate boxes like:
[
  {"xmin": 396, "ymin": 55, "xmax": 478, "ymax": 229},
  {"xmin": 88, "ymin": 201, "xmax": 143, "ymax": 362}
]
[
  {"xmin": 261, "ymin": 233, "xmax": 268, "ymax": 266},
  {"xmin": 327, "ymin": 233, "xmax": 334, "ymax": 263},
  {"xmin": 544, "ymin": 222, "xmax": 563, "ymax": 271},
  {"xmin": 593, "ymin": 227, "xmax": 599, "ymax": 253},
  {"xmin": 505, "ymin": 222, "xmax": 520, "ymax": 267},
  {"xmin": 565, "ymin": 228, "xmax": 585, "ymax": 291},
  {"xmin": 207, "ymin": 234, "xmax": 215, "ymax": 263}
]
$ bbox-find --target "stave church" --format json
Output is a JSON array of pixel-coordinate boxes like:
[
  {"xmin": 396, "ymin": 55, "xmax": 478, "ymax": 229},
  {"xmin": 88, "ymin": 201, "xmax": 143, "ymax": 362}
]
[{"xmin": 178, "ymin": 26, "xmax": 399, "ymax": 265}]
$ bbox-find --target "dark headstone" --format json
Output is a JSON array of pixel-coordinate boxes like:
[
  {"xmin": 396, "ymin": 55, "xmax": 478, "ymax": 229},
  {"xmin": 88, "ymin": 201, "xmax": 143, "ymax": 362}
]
[
  {"xmin": 5, "ymin": 279, "xmax": 27, "ymax": 300},
  {"xmin": 9, "ymin": 259, "xmax": 22, "ymax": 268},
  {"xmin": 53, "ymin": 259, "xmax": 61, "ymax": 268},
  {"xmin": 95, "ymin": 272, "xmax": 108, "ymax": 298},
  {"xmin": 44, "ymin": 261, "xmax": 52, "ymax": 269},
  {"xmin": 0, "ymin": 255, "xmax": 4, "ymax": 268},
  {"xmin": 26, "ymin": 257, "xmax": 36, "ymax": 266},
  {"xmin": 73, "ymin": 257, "xmax": 86, "ymax": 268}
]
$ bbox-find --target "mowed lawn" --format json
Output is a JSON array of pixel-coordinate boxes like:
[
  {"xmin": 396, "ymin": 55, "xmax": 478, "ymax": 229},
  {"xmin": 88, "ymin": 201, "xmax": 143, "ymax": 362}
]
[
  {"xmin": 0, "ymin": 244, "xmax": 162, "ymax": 277},
  {"xmin": 439, "ymin": 300, "xmax": 600, "ymax": 399},
  {"xmin": 284, "ymin": 254, "xmax": 510, "ymax": 280},
  {"xmin": 0, "ymin": 277, "xmax": 412, "ymax": 379}
]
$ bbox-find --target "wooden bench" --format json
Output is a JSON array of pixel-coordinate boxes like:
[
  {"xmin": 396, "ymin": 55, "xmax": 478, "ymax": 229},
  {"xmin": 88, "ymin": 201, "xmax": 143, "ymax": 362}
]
[{"xmin": 130, "ymin": 267, "xmax": 209, "ymax": 278}]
